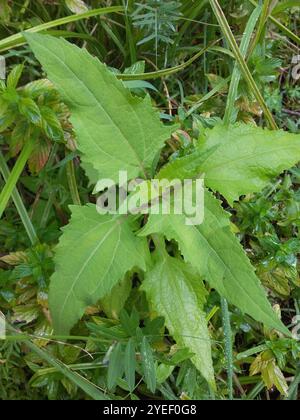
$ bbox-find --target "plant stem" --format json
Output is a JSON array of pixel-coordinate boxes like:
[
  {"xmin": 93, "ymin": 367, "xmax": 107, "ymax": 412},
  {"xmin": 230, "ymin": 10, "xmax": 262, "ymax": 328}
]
[
  {"xmin": 0, "ymin": 151, "xmax": 38, "ymax": 245},
  {"xmin": 209, "ymin": 0, "xmax": 278, "ymax": 130},
  {"xmin": 224, "ymin": 5, "xmax": 262, "ymax": 125},
  {"xmin": 0, "ymin": 139, "xmax": 34, "ymax": 220},
  {"xmin": 152, "ymin": 234, "xmax": 167, "ymax": 257},
  {"xmin": 248, "ymin": 0, "xmax": 300, "ymax": 46},
  {"xmin": 247, "ymin": 0, "xmax": 271, "ymax": 58},
  {"xmin": 0, "ymin": 6, "xmax": 124, "ymax": 53},
  {"xmin": 119, "ymin": 41, "xmax": 219, "ymax": 81},
  {"xmin": 66, "ymin": 159, "xmax": 81, "ymax": 206},
  {"xmin": 246, "ymin": 380, "xmax": 265, "ymax": 400},
  {"xmin": 221, "ymin": 296, "xmax": 234, "ymax": 400}
]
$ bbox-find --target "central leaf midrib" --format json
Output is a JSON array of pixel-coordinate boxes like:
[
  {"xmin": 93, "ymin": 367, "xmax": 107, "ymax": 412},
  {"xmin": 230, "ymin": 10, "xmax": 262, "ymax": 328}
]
[
  {"xmin": 41, "ymin": 42, "xmax": 147, "ymax": 177},
  {"xmin": 58, "ymin": 220, "xmax": 119, "ymax": 325}
]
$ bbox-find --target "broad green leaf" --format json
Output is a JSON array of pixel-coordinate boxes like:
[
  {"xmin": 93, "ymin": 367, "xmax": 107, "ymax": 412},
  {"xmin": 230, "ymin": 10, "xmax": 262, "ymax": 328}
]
[
  {"xmin": 201, "ymin": 124, "xmax": 300, "ymax": 204},
  {"xmin": 157, "ymin": 145, "xmax": 217, "ymax": 181},
  {"xmin": 200, "ymin": 123, "xmax": 300, "ymax": 204},
  {"xmin": 141, "ymin": 253, "xmax": 215, "ymax": 387},
  {"xmin": 49, "ymin": 204, "xmax": 148, "ymax": 334},
  {"xmin": 160, "ymin": 123, "xmax": 300, "ymax": 205},
  {"xmin": 140, "ymin": 190, "xmax": 290, "ymax": 336},
  {"xmin": 25, "ymin": 33, "xmax": 173, "ymax": 183}
]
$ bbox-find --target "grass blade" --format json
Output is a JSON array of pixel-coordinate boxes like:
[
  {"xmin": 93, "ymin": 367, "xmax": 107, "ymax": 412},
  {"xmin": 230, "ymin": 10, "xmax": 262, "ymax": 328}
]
[
  {"xmin": 248, "ymin": 0, "xmax": 300, "ymax": 45},
  {"xmin": 0, "ymin": 138, "xmax": 34, "ymax": 219},
  {"xmin": 247, "ymin": 0, "xmax": 272, "ymax": 58},
  {"xmin": 0, "ymin": 151, "xmax": 38, "ymax": 244},
  {"xmin": 0, "ymin": 6, "xmax": 124, "ymax": 53},
  {"xmin": 287, "ymin": 366, "xmax": 300, "ymax": 400},
  {"xmin": 119, "ymin": 41, "xmax": 218, "ymax": 81},
  {"xmin": 221, "ymin": 297, "xmax": 234, "ymax": 400},
  {"xmin": 224, "ymin": 5, "xmax": 262, "ymax": 125},
  {"xmin": 209, "ymin": 0, "xmax": 278, "ymax": 130}
]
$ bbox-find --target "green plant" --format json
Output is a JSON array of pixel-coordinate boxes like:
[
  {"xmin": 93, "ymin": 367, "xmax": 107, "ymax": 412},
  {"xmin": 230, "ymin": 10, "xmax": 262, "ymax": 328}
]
[{"xmin": 20, "ymin": 32, "xmax": 300, "ymax": 391}]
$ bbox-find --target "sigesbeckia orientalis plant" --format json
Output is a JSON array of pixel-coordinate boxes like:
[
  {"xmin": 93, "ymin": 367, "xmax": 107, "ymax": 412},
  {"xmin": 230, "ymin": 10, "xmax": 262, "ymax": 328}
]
[{"xmin": 24, "ymin": 32, "xmax": 300, "ymax": 389}]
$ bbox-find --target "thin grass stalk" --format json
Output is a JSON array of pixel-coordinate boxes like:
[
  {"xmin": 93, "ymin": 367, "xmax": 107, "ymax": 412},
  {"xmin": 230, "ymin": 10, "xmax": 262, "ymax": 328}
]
[
  {"xmin": 119, "ymin": 41, "xmax": 219, "ymax": 80},
  {"xmin": 247, "ymin": 0, "xmax": 272, "ymax": 58},
  {"xmin": 221, "ymin": 297, "xmax": 234, "ymax": 400},
  {"xmin": 224, "ymin": 5, "xmax": 262, "ymax": 125},
  {"xmin": 66, "ymin": 159, "xmax": 81, "ymax": 206},
  {"xmin": 209, "ymin": 0, "xmax": 278, "ymax": 130},
  {"xmin": 0, "ymin": 151, "xmax": 38, "ymax": 244},
  {"xmin": 0, "ymin": 139, "xmax": 34, "ymax": 219},
  {"xmin": 0, "ymin": 6, "xmax": 124, "ymax": 53},
  {"xmin": 248, "ymin": 0, "xmax": 300, "ymax": 45}
]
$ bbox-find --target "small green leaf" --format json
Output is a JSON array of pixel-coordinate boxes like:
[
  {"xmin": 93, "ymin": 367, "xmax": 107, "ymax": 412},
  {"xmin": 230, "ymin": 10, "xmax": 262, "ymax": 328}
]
[
  {"xmin": 10, "ymin": 119, "xmax": 29, "ymax": 156},
  {"xmin": 18, "ymin": 96, "xmax": 42, "ymax": 125},
  {"xmin": 140, "ymin": 335, "xmax": 156, "ymax": 393},
  {"xmin": 120, "ymin": 309, "xmax": 140, "ymax": 337},
  {"xmin": 199, "ymin": 123, "xmax": 300, "ymax": 205},
  {"xmin": 40, "ymin": 106, "xmax": 64, "ymax": 142},
  {"xmin": 125, "ymin": 338, "xmax": 136, "ymax": 393},
  {"xmin": 156, "ymin": 363, "xmax": 175, "ymax": 384},
  {"xmin": 107, "ymin": 342, "xmax": 124, "ymax": 390},
  {"xmin": 0, "ymin": 106, "xmax": 14, "ymax": 132},
  {"xmin": 7, "ymin": 64, "xmax": 24, "ymax": 89}
]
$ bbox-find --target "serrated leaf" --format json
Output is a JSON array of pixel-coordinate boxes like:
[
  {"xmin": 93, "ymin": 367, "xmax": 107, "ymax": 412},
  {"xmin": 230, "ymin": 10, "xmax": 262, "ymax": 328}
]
[
  {"xmin": 12, "ymin": 304, "xmax": 40, "ymax": 324},
  {"xmin": 161, "ymin": 123, "xmax": 300, "ymax": 205},
  {"xmin": 28, "ymin": 138, "xmax": 51, "ymax": 173},
  {"xmin": 49, "ymin": 205, "xmax": 148, "ymax": 334},
  {"xmin": 7, "ymin": 64, "xmax": 23, "ymax": 89},
  {"xmin": 22, "ymin": 79, "xmax": 56, "ymax": 99},
  {"xmin": 0, "ymin": 105, "xmax": 14, "ymax": 132},
  {"xmin": 10, "ymin": 119, "xmax": 30, "ymax": 156},
  {"xmin": 141, "ymin": 253, "xmax": 215, "ymax": 388},
  {"xmin": 157, "ymin": 145, "xmax": 217, "ymax": 181},
  {"xmin": 140, "ymin": 190, "xmax": 290, "ymax": 336},
  {"xmin": 25, "ymin": 33, "xmax": 173, "ymax": 183},
  {"xmin": 40, "ymin": 106, "xmax": 64, "ymax": 142},
  {"xmin": 200, "ymin": 123, "xmax": 300, "ymax": 204},
  {"xmin": 18, "ymin": 96, "xmax": 42, "ymax": 125}
]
